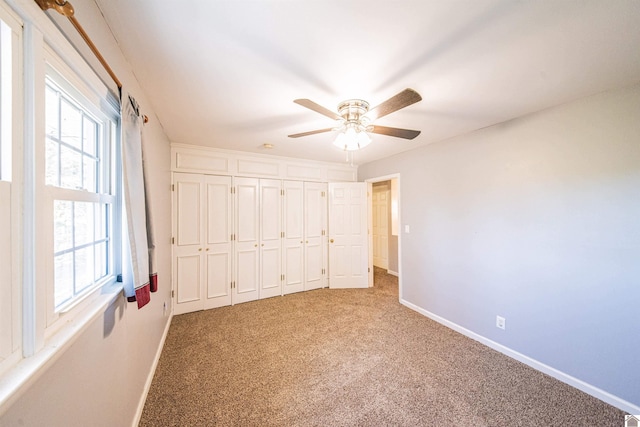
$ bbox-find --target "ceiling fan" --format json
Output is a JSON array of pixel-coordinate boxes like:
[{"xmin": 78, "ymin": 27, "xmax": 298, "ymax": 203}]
[{"xmin": 288, "ymin": 88, "xmax": 422, "ymax": 151}]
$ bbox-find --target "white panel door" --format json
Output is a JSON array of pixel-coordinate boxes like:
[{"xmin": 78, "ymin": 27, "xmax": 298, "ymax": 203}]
[
  {"xmin": 260, "ymin": 179, "xmax": 282, "ymax": 299},
  {"xmin": 173, "ymin": 173, "xmax": 206, "ymax": 314},
  {"xmin": 234, "ymin": 177, "xmax": 260, "ymax": 304},
  {"xmin": 305, "ymin": 182, "xmax": 327, "ymax": 290},
  {"xmin": 372, "ymin": 187, "xmax": 389, "ymax": 269},
  {"xmin": 328, "ymin": 182, "xmax": 368, "ymax": 288},
  {"xmin": 204, "ymin": 175, "xmax": 233, "ymax": 309},
  {"xmin": 283, "ymin": 181, "xmax": 304, "ymax": 295}
]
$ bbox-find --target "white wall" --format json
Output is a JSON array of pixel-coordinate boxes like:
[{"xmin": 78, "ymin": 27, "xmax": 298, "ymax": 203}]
[
  {"xmin": 0, "ymin": 0, "xmax": 172, "ymax": 425},
  {"xmin": 359, "ymin": 82, "xmax": 640, "ymax": 409}
]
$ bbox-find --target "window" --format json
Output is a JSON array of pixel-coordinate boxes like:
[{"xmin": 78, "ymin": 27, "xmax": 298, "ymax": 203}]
[
  {"xmin": 0, "ymin": 4, "xmax": 21, "ymax": 374},
  {"xmin": 44, "ymin": 72, "xmax": 117, "ymax": 314}
]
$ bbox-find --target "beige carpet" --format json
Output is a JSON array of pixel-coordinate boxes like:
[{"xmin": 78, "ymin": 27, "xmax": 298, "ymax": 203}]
[{"xmin": 140, "ymin": 269, "xmax": 624, "ymax": 426}]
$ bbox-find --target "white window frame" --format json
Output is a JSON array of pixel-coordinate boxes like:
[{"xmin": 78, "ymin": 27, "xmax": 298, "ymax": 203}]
[
  {"xmin": 0, "ymin": 1, "xmax": 22, "ymax": 379},
  {"xmin": 40, "ymin": 45, "xmax": 120, "ymax": 336}
]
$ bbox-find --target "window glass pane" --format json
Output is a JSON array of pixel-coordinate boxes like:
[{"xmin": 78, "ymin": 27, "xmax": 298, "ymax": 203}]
[
  {"xmin": 54, "ymin": 252, "xmax": 73, "ymax": 307},
  {"xmin": 53, "ymin": 200, "xmax": 72, "ymax": 252},
  {"xmin": 60, "ymin": 144, "xmax": 81, "ymax": 189},
  {"xmin": 45, "ymin": 85, "xmax": 59, "ymax": 139},
  {"xmin": 74, "ymin": 246, "xmax": 94, "ymax": 294},
  {"xmin": 83, "ymin": 116, "xmax": 96, "ymax": 156},
  {"xmin": 60, "ymin": 98, "xmax": 81, "ymax": 149},
  {"xmin": 74, "ymin": 201, "xmax": 94, "ymax": 247},
  {"xmin": 83, "ymin": 155, "xmax": 96, "ymax": 192},
  {"xmin": 95, "ymin": 203, "xmax": 107, "ymax": 240},
  {"xmin": 45, "ymin": 139, "xmax": 59, "ymax": 186},
  {"xmin": 94, "ymin": 242, "xmax": 107, "ymax": 281}
]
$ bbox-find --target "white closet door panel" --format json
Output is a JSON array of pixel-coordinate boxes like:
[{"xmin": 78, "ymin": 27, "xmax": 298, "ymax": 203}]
[
  {"xmin": 305, "ymin": 240, "xmax": 323, "ymax": 290},
  {"xmin": 205, "ymin": 251, "xmax": 232, "ymax": 309},
  {"xmin": 205, "ymin": 175, "xmax": 233, "ymax": 308},
  {"xmin": 174, "ymin": 254, "xmax": 203, "ymax": 314},
  {"xmin": 260, "ymin": 246, "xmax": 281, "ymax": 299},
  {"xmin": 305, "ymin": 182, "xmax": 328, "ymax": 289},
  {"xmin": 284, "ymin": 181, "xmax": 303, "ymax": 239},
  {"xmin": 329, "ymin": 182, "xmax": 368, "ymax": 288},
  {"xmin": 173, "ymin": 173, "xmax": 206, "ymax": 314},
  {"xmin": 235, "ymin": 177, "xmax": 260, "ymax": 304},
  {"xmin": 284, "ymin": 245, "xmax": 304, "ymax": 294},
  {"xmin": 175, "ymin": 175, "xmax": 203, "ymax": 247},
  {"xmin": 305, "ymin": 183, "xmax": 324, "ymax": 238},
  {"xmin": 207, "ymin": 179, "xmax": 232, "ymax": 245},
  {"xmin": 236, "ymin": 178, "xmax": 259, "ymax": 243},
  {"xmin": 260, "ymin": 179, "xmax": 282, "ymax": 299},
  {"xmin": 236, "ymin": 248, "xmax": 259, "ymax": 304},
  {"xmin": 260, "ymin": 179, "xmax": 281, "ymax": 241},
  {"xmin": 283, "ymin": 181, "xmax": 304, "ymax": 294}
]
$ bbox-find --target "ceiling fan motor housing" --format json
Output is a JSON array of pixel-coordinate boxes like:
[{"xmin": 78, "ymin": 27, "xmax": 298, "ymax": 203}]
[{"xmin": 337, "ymin": 99, "xmax": 370, "ymax": 131}]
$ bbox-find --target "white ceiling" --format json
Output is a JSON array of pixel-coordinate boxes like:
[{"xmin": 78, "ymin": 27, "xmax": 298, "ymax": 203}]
[{"xmin": 94, "ymin": 0, "xmax": 640, "ymax": 165}]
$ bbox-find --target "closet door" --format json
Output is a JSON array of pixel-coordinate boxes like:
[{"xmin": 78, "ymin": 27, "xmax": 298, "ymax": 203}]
[
  {"xmin": 173, "ymin": 173, "xmax": 205, "ymax": 314},
  {"xmin": 304, "ymin": 182, "xmax": 327, "ymax": 290},
  {"xmin": 282, "ymin": 181, "xmax": 304, "ymax": 295},
  {"xmin": 259, "ymin": 179, "xmax": 282, "ymax": 299},
  {"xmin": 204, "ymin": 175, "xmax": 233, "ymax": 309},
  {"xmin": 234, "ymin": 177, "xmax": 260, "ymax": 304}
]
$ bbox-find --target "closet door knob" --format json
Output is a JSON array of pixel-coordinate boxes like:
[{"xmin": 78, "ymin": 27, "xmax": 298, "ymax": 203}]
[{"xmin": 330, "ymin": 239, "xmax": 334, "ymax": 243}]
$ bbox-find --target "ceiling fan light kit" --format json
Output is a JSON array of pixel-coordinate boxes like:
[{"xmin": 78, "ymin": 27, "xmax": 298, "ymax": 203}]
[{"xmin": 289, "ymin": 88, "xmax": 423, "ymax": 154}]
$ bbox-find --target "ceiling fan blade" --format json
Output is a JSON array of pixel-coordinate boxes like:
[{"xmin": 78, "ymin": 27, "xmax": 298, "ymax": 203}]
[
  {"xmin": 370, "ymin": 125, "xmax": 421, "ymax": 140},
  {"xmin": 294, "ymin": 99, "xmax": 342, "ymax": 121},
  {"xmin": 288, "ymin": 127, "xmax": 335, "ymax": 138},
  {"xmin": 368, "ymin": 88, "xmax": 422, "ymax": 120}
]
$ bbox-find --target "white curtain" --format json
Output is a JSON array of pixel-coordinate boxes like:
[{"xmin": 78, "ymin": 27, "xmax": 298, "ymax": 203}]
[{"xmin": 121, "ymin": 92, "xmax": 155, "ymax": 308}]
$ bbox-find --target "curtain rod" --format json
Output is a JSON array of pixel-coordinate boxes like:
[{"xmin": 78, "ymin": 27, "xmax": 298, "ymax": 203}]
[{"xmin": 34, "ymin": 0, "xmax": 149, "ymax": 123}]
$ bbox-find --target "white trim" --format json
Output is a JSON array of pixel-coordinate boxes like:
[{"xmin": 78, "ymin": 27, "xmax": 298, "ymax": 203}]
[
  {"xmin": 387, "ymin": 270, "xmax": 398, "ymax": 277},
  {"xmin": 21, "ymin": 20, "xmax": 37, "ymax": 358},
  {"xmin": 400, "ymin": 298, "xmax": 640, "ymax": 415},
  {"xmin": 131, "ymin": 312, "xmax": 173, "ymax": 427}
]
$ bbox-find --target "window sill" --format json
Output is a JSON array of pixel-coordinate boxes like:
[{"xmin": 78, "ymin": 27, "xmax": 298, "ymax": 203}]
[{"xmin": 0, "ymin": 281, "xmax": 124, "ymax": 417}]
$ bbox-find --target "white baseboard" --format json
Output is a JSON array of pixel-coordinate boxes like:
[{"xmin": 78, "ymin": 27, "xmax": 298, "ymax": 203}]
[
  {"xmin": 400, "ymin": 299, "xmax": 640, "ymax": 415},
  {"xmin": 131, "ymin": 312, "xmax": 173, "ymax": 427},
  {"xmin": 387, "ymin": 269, "xmax": 398, "ymax": 277}
]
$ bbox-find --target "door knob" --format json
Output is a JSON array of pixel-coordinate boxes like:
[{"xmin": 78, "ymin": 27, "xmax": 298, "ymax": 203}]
[
  {"xmin": 206, "ymin": 248, "xmax": 209, "ymax": 251},
  {"xmin": 198, "ymin": 248, "xmax": 202, "ymax": 251},
  {"xmin": 254, "ymin": 244, "xmax": 258, "ymax": 247},
  {"xmin": 330, "ymin": 239, "xmax": 334, "ymax": 243}
]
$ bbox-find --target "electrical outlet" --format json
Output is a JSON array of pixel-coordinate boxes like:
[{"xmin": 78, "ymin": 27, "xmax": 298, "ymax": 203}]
[{"xmin": 496, "ymin": 315, "xmax": 506, "ymax": 330}]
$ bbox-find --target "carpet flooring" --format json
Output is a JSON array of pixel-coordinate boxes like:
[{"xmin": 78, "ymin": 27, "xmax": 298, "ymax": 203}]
[{"xmin": 139, "ymin": 268, "xmax": 625, "ymax": 426}]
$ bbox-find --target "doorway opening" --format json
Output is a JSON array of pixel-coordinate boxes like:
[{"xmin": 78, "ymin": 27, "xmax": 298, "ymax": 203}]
[{"xmin": 366, "ymin": 174, "xmax": 402, "ymax": 300}]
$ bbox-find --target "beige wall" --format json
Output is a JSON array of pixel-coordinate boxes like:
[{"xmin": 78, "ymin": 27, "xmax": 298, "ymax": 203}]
[{"xmin": 359, "ymin": 82, "xmax": 640, "ymax": 410}]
